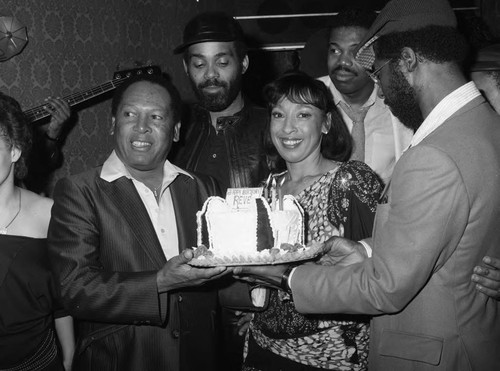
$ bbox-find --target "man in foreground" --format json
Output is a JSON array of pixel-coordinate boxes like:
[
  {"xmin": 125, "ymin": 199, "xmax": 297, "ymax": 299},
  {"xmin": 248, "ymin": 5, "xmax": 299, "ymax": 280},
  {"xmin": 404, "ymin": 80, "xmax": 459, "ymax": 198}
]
[
  {"xmin": 48, "ymin": 74, "xmax": 227, "ymax": 371},
  {"xmin": 235, "ymin": 0, "xmax": 500, "ymax": 369}
]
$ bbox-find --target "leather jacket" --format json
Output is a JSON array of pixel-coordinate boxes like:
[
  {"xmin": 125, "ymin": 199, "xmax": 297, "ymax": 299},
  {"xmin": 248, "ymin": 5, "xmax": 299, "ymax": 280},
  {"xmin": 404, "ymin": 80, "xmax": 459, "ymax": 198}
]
[{"xmin": 172, "ymin": 100, "xmax": 271, "ymax": 189}]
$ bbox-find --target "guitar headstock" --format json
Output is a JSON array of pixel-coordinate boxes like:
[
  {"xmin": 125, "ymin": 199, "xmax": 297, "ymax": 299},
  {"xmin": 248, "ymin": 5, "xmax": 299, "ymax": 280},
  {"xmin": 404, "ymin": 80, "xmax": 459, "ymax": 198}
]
[{"xmin": 113, "ymin": 65, "xmax": 162, "ymax": 80}]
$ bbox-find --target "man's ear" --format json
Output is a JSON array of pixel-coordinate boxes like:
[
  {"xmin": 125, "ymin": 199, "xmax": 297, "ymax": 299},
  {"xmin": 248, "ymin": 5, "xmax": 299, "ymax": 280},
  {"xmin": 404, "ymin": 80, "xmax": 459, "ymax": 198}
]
[
  {"xmin": 241, "ymin": 54, "xmax": 249, "ymax": 75},
  {"xmin": 110, "ymin": 117, "xmax": 116, "ymax": 135},
  {"xmin": 173, "ymin": 121, "xmax": 181, "ymax": 143},
  {"xmin": 183, "ymin": 59, "xmax": 189, "ymax": 75},
  {"xmin": 400, "ymin": 47, "xmax": 419, "ymax": 73}
]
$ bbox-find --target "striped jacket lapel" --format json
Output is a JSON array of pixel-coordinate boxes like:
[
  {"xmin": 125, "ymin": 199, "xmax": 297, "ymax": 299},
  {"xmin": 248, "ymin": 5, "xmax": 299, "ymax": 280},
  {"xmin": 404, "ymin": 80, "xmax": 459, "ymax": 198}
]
[
  {"xmin": 170, "ymin": 174, "xmax": 199, "ymax": 254},
  {"xmin": 98, "ymin": 176, "xmax": 166, "ymax": 267}
]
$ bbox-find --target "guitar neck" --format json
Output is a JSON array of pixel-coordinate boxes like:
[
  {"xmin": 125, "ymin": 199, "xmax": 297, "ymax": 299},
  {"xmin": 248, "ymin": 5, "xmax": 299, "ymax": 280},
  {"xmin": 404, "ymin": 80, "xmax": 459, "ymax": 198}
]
[
  {"xmin": 23, "ymin": 79, "xmax": 123, "ymax": 123},
  {"xmin": 23, "ymin": 65, "xmax": 161, "ymax": 123}
]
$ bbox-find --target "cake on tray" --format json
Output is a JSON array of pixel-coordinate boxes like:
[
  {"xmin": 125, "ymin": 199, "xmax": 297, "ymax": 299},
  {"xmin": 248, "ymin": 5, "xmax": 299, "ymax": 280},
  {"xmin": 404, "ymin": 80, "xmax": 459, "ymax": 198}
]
[{"xmin": 190, "ymin": 189, "xmax": 324, "ymax": 266}]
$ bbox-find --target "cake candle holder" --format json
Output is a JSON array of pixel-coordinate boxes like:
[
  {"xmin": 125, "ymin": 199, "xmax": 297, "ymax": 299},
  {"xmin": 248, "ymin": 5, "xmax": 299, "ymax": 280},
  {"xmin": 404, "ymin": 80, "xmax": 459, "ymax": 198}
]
[
  {"xmin": 264, "ymin": 172, "xmax": 272, "ymax": 201},
  {"xmin": 271, "ymin": 176, "xmax": 277, "ymax": 211},
  {"xmin": 278, "ymin": 176, "xmax": 285, "ymax": 210}
]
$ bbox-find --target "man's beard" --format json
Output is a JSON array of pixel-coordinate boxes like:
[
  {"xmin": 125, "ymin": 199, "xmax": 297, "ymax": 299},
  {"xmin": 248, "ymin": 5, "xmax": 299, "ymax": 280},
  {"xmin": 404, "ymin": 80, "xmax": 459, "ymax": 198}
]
[
  {"xmin": 192, "ymin": 74, "xmax": 242, "ymax": 112},
  {"xmin": 383, "ymin": 66, "xmax": 423, "ymax": 132}
]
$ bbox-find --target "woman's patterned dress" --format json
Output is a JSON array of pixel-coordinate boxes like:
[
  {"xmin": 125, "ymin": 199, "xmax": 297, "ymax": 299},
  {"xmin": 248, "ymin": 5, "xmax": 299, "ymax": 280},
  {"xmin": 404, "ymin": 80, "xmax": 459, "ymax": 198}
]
[{"xmin": 243, "ymin": 160, "xmax": 383, "ymax": 371}]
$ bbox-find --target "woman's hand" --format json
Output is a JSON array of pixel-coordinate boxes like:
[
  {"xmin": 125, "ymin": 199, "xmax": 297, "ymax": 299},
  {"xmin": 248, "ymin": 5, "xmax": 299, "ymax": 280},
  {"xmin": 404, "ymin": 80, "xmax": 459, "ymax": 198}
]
[
  {"xmin": 472, "ymin": 256, "xmax": 500, "ymax": 300},
  {"xmin": 235, "ymin": 311, "xmax": 254, "ymax": 336}
]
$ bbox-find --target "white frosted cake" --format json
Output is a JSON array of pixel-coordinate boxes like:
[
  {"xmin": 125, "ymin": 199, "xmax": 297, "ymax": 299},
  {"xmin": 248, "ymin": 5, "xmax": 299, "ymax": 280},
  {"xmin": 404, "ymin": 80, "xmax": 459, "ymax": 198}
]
[{"xmin": 191, "ymin": 192, "xmax": 323, "ymax": 266}]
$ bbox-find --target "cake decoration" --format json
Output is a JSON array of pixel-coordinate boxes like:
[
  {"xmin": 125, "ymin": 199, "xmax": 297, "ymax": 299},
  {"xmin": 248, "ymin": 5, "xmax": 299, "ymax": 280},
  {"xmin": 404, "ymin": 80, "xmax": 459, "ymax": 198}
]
[{"xmin": 190, "ymin": 182, "xmax": 324, "ymax": 266}]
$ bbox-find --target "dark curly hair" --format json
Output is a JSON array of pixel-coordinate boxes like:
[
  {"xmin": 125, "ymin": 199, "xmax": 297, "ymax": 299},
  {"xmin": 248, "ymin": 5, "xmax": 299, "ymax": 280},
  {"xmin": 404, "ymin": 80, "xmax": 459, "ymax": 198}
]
[
  {"xmin": 262, "ymin": 71, "xmax": 352, "ymax": 164},
  {"xmin": 374, "ymin": 25, "xmax": 470, "ymax": 65},
  {"xmin": 0, "ymin": 92, "xmax": 32, "ymax": 180},
  {"xmin": 330, "ymin": 8, "xmax": 377, "ymax": 33}
]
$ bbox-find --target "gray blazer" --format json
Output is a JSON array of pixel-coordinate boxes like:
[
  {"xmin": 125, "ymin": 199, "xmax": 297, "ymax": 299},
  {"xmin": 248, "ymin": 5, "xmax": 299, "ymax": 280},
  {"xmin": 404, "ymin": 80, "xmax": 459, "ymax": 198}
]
[{"xmin": 291, "ymin": 96, "xmax": 500, "ymax": 370}]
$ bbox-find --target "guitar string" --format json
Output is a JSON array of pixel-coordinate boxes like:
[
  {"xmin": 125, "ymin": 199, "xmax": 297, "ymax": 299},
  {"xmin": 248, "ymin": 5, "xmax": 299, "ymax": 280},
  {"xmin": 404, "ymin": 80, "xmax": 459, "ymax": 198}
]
[
  {"xmin": 24, "ymin": 68, "xmax": 158, "ymax": 119},
  {"xmin": 23, "ymin": 79, "xmax": 124, "ymax": 117}
]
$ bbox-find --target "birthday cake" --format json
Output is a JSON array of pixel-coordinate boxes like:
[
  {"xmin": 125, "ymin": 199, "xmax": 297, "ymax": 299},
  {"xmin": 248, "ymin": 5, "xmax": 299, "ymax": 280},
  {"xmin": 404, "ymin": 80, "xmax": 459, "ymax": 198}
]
[{"xmin": 190, "ymin": 188, "xmax": 324, "ymax": 266}]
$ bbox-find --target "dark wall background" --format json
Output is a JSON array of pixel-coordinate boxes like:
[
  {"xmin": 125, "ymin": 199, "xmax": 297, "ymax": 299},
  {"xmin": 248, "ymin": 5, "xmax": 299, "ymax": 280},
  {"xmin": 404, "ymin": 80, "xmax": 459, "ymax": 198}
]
[
  {"xmin": 0, "ymin": 0, "xmax": 234, "ymax": 194},
  {"xmin": 0, "ymin": 0, "xmax": 497, "ymax": 195}
]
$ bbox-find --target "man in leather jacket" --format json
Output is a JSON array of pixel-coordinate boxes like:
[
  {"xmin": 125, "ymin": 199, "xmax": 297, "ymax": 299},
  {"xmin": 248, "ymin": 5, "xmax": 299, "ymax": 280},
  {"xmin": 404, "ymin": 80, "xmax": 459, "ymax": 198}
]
[
  {"xmin": 171, "ymin": 11, "xmax": 271, "ymax": 194},
  {"xmin": 171, "ymin": 11, "xmax": 272, "ymax": 371}
]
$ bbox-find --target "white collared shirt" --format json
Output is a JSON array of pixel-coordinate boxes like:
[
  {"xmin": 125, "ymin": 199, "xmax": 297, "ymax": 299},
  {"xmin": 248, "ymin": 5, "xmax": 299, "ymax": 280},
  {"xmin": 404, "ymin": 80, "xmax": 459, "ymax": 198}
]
[
  {"xmin": 100, "ymin": 151, "xmax": 193, "ymax": 260},
  {"xmin": 409, "ymin": 81, "xmax": 481, "ymax": 148},
  {"xmin": 318, "ymin": 76, "xmax": 413, "ymax": 184}
]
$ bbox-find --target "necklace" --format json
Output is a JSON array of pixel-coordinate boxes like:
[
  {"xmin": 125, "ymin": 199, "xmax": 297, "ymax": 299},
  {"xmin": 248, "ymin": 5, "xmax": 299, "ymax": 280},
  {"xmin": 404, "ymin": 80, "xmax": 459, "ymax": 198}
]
[{"xmin": 0, "ymin": 189, "xmax": 21, "ymax": 235}]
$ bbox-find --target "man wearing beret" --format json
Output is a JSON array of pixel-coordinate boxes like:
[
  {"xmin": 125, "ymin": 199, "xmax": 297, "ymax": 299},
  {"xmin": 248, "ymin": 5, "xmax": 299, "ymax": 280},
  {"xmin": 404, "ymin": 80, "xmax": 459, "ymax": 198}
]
[
  {"xmin": 235, "ymin": 0, "xmax": 500, "ymax": 369},
  {"xmin": 171, "ymin": 12, "xmax": 271, "ymax": 371}
]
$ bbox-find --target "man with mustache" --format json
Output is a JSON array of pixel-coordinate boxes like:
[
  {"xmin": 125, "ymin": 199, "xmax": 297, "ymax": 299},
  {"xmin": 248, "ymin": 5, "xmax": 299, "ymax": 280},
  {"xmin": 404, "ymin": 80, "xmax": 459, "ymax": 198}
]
[
  {"xmin": 171, "ymin": 12, "xmax": 271, "ymax": 371},
  {"xmin": 172, "ymin": 11, "xmax": 270, "ymax": 194},
  {"xmin": 316, "ymin": 9, "xmax": 413, "ymax": 184}
]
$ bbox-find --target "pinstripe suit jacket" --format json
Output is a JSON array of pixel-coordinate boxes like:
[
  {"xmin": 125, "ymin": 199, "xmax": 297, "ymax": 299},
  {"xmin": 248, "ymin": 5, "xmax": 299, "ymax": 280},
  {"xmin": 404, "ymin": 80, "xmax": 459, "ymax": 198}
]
[{"xmin": 48, "ymin": 166, "xmax": 219, "ymax": 371}]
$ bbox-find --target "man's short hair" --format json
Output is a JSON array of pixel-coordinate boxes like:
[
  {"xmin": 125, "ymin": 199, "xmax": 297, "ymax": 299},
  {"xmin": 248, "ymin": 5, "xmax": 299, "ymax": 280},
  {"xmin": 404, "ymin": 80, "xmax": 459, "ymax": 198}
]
[
  {"xmin": 374, "ymin": 25, "xmax": 470, "ymax": 65},
  {"xmin": 330, "ymin": 9, "xmax": 377, "ymax": 33},
  {"xmin": 111, "ymin": 74, "xmax": 182, "ymax": 123}
]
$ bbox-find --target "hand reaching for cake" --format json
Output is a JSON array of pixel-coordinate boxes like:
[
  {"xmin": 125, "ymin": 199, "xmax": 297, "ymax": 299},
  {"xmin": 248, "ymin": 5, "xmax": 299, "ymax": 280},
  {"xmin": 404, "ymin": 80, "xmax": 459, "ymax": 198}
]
[
  {"xmin": 157, "ymin": 249, "xmax": 230, "ymax": 293},
  {"xmin": 317, "ymin": 236, "xmax": 368, "ymax": 267}
]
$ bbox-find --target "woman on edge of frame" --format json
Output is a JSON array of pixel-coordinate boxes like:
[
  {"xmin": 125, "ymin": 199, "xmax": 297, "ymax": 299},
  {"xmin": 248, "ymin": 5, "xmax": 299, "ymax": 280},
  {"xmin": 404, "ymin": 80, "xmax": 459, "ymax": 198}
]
[{"xmin": 0, "ymin": 92, "xmax": 74, "ymax": 371}]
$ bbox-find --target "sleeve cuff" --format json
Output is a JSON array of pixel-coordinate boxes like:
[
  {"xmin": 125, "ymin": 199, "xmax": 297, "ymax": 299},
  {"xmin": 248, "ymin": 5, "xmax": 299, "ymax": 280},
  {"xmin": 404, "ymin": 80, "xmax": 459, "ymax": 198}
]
[
  {"xmin": 288, "ymin": 267, "xmax": 298, "ymax": 290},
  {"xmin": 358, "ymin": 240, "xmax": 373, "ymax": 258},
  {"xmin": 250, "ymin": 287, "xmax": 267, "ymax": 307}
]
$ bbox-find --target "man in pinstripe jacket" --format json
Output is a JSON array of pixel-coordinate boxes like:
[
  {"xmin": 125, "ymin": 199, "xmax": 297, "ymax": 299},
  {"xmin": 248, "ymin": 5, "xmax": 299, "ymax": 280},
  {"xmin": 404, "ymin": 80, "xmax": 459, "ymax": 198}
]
[{"xmin": 48, "ymin": 74, "xmax": 228, "ymax": 371}]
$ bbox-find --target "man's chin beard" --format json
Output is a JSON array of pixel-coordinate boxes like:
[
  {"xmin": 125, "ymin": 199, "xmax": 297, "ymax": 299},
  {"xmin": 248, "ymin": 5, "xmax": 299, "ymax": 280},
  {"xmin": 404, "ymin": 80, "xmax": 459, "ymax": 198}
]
[
  {"xmin": 196, "ymin": 91, "xmax": 233, "ymax": 112},
  {"xmin": 193, "ymin": 75, "xmax": 242, "ymax": 112},
  {"xmin": 384, "ymin": 67, "xmax": 424, "ymax": 132},
  {"xmin": 388, "ymin": 103, "xmax": 423, "ymax": 132}
]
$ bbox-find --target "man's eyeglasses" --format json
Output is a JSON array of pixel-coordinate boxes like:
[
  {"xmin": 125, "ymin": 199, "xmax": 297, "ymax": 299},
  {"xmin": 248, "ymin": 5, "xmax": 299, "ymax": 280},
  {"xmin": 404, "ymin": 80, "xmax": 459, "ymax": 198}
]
[{"xmin": 368, "ymin": 59, "xmax": 393, "ymax": 83}]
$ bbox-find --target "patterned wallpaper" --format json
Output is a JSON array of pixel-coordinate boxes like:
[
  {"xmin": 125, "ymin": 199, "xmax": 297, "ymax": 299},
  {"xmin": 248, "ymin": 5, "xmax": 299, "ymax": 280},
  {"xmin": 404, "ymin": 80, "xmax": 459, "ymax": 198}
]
[
  {"xmin": 0, "ymin": 1, "xmax": 495, "ymax": 195},
  {"xmin": 0, "ymin": 0, "xmax": 233, "ymax": 194}
]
